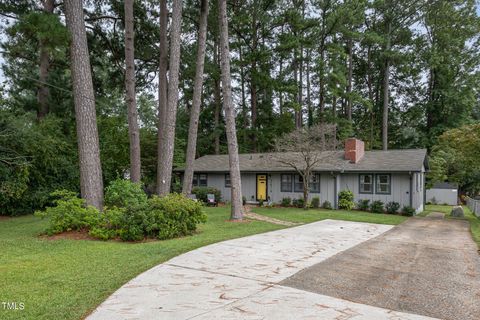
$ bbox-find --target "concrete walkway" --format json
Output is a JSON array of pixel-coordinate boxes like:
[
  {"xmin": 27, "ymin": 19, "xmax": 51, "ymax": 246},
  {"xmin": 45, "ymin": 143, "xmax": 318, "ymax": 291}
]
[
  {"xmin": 244, "ymin": 210, "xmax": 298, "ymax": 226},
  {"xmin": 282, "ymin": 217, "xmax": 480, "ymax": 320},
  {"xmin": 88, "ymin": 220, "xmax": 437, "ymax": 320},
  {"xmin": 243, "ymin": 205, "xmax": 299, "ymax": 226}
]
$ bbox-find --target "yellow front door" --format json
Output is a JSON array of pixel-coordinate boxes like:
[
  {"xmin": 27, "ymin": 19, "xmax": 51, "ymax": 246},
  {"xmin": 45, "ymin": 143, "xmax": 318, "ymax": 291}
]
[{"xmin": 257, "ymin": 174, "xmax": 267, "ymax": 201}]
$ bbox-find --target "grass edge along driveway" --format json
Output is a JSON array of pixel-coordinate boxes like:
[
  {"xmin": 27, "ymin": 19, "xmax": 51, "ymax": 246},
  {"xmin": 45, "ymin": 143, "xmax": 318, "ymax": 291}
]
[
  {"xmin": 252, "ymin": 207, "xmax": 408, "ymax": 225},
  {"xmin": 423, "ymin": 204, "xmax": 480, "ymax": 248},
  {"xmin": 1, "ymin": 205, "xmax": 413, "ymax": 320}
]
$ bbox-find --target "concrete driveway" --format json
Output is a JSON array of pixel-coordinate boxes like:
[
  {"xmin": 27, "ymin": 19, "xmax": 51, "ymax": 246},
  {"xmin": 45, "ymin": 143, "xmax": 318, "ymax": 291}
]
[
  {"xmin": 282, "ymin": 216, "xmax": 480, "ymax": 320},
  {"xmin": 88, "ymin": 219, "xmax": 438, "ymax": 320}
]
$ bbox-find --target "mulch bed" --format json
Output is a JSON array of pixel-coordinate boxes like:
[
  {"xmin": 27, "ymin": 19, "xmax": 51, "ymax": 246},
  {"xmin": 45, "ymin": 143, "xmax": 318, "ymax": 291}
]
[
  {"xmin": 40, "ymin": 230, "xmax": 187, "ymax": 243},
  {"xmin": 41, "ymin": 230, "xmax": 95, "ymax": 241}
]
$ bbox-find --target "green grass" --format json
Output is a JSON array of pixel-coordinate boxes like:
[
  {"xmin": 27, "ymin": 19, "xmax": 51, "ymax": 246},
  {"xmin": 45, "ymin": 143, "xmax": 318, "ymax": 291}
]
[
  {"xmin": 419, "ymin": 204, "xmax": 454, "ymax": 217},
  {"xmin": 424, "ymin": 204, "xmax": 480, "ymax": 248},
  {"xmin": 0, "ymin": 207, "xmax": 284, "ymax": 320},
  {"xmin": 3, "ymin": 204, "xmax": 475, "ymax": 320},
  {"xmin": 463, "ymin": 208, "xmax": 480, "ymax": 248},
  {"xmin": 252, "ymin": 207, "xmax": 408, "ymax": 225}
]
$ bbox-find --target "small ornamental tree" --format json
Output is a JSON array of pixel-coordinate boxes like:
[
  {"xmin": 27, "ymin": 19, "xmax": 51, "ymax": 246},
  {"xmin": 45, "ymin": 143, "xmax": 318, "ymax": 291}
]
[{"xmin": 274, "ymin": 124, "xmax": 337, "ymax": 209}]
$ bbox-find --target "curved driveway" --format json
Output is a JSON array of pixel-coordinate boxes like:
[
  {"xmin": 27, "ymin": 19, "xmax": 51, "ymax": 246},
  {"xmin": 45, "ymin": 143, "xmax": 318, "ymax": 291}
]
[
  {"xmin": 282, "ymin": 216, "xmax": 480, "ymax": 320},
  {"xmin": 88, "ymin": 219, "xmax": 442, "ymax": 320}
]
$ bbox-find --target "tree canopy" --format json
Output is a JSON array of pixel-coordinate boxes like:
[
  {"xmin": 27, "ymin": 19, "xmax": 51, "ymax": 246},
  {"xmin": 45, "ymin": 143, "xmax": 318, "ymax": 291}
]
[{"xmin": 1, "ymin": 0, "xmax": 479, "ymax": 214}]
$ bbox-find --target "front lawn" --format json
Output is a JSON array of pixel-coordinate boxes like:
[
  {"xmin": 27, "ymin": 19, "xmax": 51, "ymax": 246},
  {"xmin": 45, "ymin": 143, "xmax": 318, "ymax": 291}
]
[
  {"xmin": 252, "ymin": 207, "xmax": 408, "ymax": 225},
  {"xmin": 421, "ymin": 204, "xmax": 454, "ymax": 216},
  {"xmin": 0, "ymin": 207, "xmax": 284, "ymax": 320}
]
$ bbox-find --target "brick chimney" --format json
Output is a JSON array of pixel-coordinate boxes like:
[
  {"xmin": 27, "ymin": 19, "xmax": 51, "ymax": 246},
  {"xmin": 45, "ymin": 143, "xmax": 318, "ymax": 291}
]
[{"xmin": 345, "ymin": 138, "xmax": 365, "ymax": 163}]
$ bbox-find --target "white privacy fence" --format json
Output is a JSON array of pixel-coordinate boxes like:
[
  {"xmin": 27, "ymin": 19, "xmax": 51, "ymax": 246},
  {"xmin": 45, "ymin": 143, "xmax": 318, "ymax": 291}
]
[{"xmin": 466, "ymin": 197, "xmax": 480, "ymax": 217}]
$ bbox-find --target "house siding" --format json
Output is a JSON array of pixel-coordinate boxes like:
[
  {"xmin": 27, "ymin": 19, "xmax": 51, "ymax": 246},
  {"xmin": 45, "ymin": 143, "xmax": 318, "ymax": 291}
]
[
  {"xmin": 191, "ymin": 170, "xmax": 424, "ymax": 213},
  {"xmin": 268, "ymin": 173, "xmax": 336, "ymax": 205},
  {"xmin": 339, "ymin": 172, "xmax": 416, "ymax": 212},
  {"xmin": 203, "ymin": 172, "xmax": 336, "ymax": 205}
]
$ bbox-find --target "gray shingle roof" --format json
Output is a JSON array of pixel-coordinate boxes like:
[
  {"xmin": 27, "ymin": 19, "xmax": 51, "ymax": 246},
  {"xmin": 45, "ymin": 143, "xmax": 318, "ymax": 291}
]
[{"xmin": 176, "ymin": 149, "xmax": 427, "ymax": 173}]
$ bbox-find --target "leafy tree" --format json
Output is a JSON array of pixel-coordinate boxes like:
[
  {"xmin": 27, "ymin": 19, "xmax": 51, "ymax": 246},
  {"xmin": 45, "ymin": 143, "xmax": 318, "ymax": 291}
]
[
  {"xmin": 274, "ymin": 124, "xmax": 337, "ymax": 209},
  {"xmin": 429, "ymin": 123, "xmax": 480, "ymax": 195}
]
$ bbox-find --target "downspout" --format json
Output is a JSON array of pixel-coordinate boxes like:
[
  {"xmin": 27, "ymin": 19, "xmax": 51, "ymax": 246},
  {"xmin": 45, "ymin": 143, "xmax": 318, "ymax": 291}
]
[
  {"xmin": 423, "ymin": 173, "xmax": 426, "ymax": 211},
  {"xmin": 409, "ymin": 172, "xmax": 413, "ymax": 208},
  {"xmin": 334, "ymin": 174, "xmax": 338, "ymax": 209}
]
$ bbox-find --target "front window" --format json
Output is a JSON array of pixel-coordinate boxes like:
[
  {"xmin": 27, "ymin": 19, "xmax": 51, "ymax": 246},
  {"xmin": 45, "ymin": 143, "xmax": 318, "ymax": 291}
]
[
  {"xmin": 294, "ymin": 174, "xmax": 304, "ymax": 192},
  {"xmin": 225, "ymin": 173, "xmax": 231, "ymax": 187},
  {"xmin": 376, "ymin": 174, "xmax": 391, "ymax": 194},
  {"xmin": 192, "ymin": 174, "xmax": 198, "ymax": 187},
  {"xmin": 281, "ymin": 174, "xmax": 292, "ymax": 192},
  {"xmin": 359, "ymin": 174, "xmax": 373, "ymax": 194},
  {"xmin": 199, "ymin": 174, "xmax": 208, "ymax": 187},
  {"xmin": 310, "ymin": 173, "xmax": 320, "ymax": 193}
]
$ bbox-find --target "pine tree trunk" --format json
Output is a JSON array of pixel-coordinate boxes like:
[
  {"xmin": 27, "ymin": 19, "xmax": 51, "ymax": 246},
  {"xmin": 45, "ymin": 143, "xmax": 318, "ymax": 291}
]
[
  {"xmin": 213, "ymin": 40, "xmax": 221, "ymax": 155},
  {"xmin": 218, "ymin": 0, "xmax": 244, "ymax": 220},
  {"xmin": 239, "ymin": 46, "xmax": 248, "ymax": 145},
  {"xmin": 250, "ymin": 13, "xmax": 258, "ymax": 152},
  {"xmin": 366, "ymin": 44, "xmax": 374, "ymax": 149},
  {"xmin": 278, "ymin": 25, "xmax": 284, "ymax": 115},
  {"xmin": 346, "ymin": 39, "xmax": 353, "ymax": 122},
  {"xmin": 279, "ymin": 58, "xmax": 283, "ymax": 115},
  {"xmin": 64, "ymin": 0, "xmax": 104, "ymax": 209},
  {"xmin": 297, "ymin": 45, "xmax": 303, "ymax": 128},
  {"xmin": 182, "ymin": 0, "xmax": 209, "ymax": 195},
  {"xmin": 156, "ymin": 0, "xmax": 169, "ymax": 194},
  {"xmin": 157, "ymin": 0, "xmax": 183, "ymax": 196},
  {"xmin": 124, "ymin": 0, "xmax": 141, "ymax": 183},
  {"xmin": 306, "ymin": 49, "xmax": 312, "ymax": 127},
  {"xmin": 318, "ymin": 36, "xmax": 326, "ymax": 124},
  {"xmin": 37, "ymin": 0, "xmax": 55, "ymax": 120},
  {"xmin": 250, "ymin": 63, "xmax": 258, "ymax": 151},
  {"xmin": 382, "ymin": 22, "xmax": 391, "ymax": 151},
  {"xmin": 214, "ymin": 77, "xmax": 221, "ymax": 155},
  {"xmin": 332, "ymin": 95, "xmax": 337, "ymax": 150}
]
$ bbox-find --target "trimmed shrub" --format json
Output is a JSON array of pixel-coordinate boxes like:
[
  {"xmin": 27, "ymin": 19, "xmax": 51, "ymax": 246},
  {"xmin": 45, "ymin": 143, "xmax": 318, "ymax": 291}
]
[
  {"xmin": 36, "ymin": 191, "xmax": 207, "ymax": 241},
  {"xmin": 292, "ymin": 198, "xmax": 304, "ymax": 208},
  {"xmin": 105, "ymin": 179, "xmax": 147, "ymax": 208},
  {"xmin": 401, "ymin": 205, "xmax": 416, "ymax": 216},
  {"xmin": 88, "ymin": 206, "xmax": 126, "ymax": 240},
  {"xmin": 311, "ymin": 196, "xmax": 320, "ymax": 208},
  {"xmin": 191, "ymin": 186, "xmax": 221, "ymax": 204},
  {"xmin": 147, "ymin": 194, "xmax": 207, "ymax": 240},
  {"xmin": 281, "ymin": 197, "xmax": 292, "ymax": 207},
  {"xmin": 258, "ymin": 199, "xmax": 264, "ymax": 206},
  {"xmin": 34, "ymin": 190, "xmax": 100, "ymax": 235},
  {"xmin": 357, "ymin": 199, "xmax": 370, "ymax": 211},
  {"xmin": 338, "ymin": 190, "xmax": 355, "ymax": 210},
  {"xmin": 322, "ymin": 200, "xmax": 332, "ymax": 209},
  {"xmin": 385, "ymin": 201, "xmax": 400, "ymax": 214},
  {"xmin": 370, "ymin": 200, "xmax": 384, "ymax": 213}
]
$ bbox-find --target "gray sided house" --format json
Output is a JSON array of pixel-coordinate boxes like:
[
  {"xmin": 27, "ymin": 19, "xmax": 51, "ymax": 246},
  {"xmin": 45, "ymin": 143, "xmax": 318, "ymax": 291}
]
[{"xmin": 177, "ymin": 139, "xmax": 428, "ymax": 214}]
